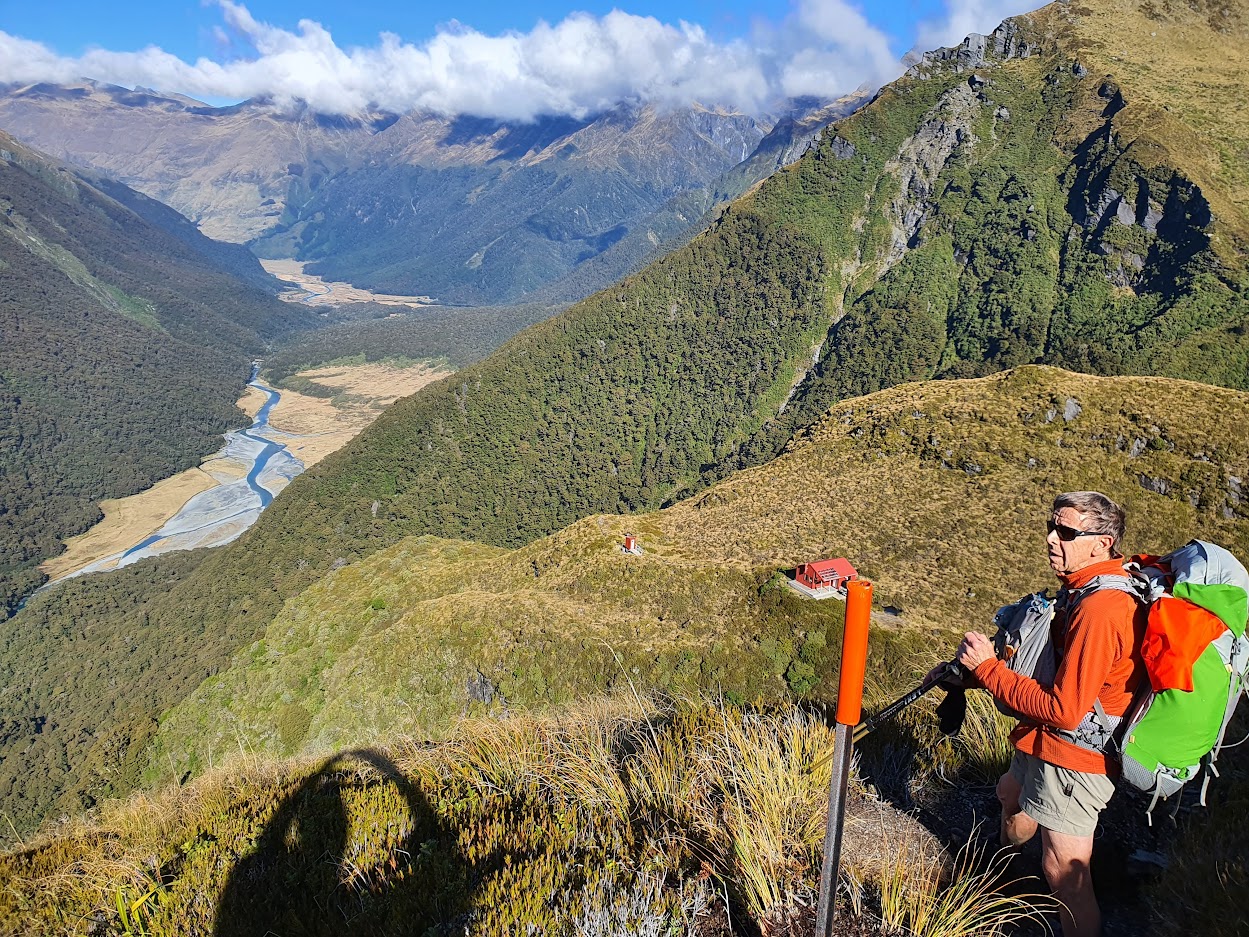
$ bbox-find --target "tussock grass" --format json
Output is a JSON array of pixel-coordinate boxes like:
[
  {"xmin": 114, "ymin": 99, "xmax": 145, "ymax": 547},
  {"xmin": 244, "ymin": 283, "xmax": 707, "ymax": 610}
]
[
  {"xmin": 854, "ymin": 646, "xmax": 1015, "ymax": 803},
  {"xmin": 878, "ymin": 834, "xmax": 1056, "ymax": 937},
  {"xmin": 949, "ymin": 690, "xmax": 1017, "ymax": 785},
  {"xmin": 0, "ymin": 697, "xmax": 1050, "ymax": 937}
]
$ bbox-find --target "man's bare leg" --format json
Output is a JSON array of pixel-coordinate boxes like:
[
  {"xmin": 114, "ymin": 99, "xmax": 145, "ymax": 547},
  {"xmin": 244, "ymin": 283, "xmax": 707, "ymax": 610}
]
[
  {"xmin": 996, "ymin": 770, "xmax": 1038, "ymax": 847},
  {"xmin": 1040, "ymin": 827, "xmax": 1100, "ymax": 937}
]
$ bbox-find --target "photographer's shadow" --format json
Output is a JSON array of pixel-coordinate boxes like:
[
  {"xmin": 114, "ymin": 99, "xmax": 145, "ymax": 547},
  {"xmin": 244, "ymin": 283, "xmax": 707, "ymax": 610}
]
[{"xmin": 214, "ymin": 748, "xmax": 467, "ymax": 936}]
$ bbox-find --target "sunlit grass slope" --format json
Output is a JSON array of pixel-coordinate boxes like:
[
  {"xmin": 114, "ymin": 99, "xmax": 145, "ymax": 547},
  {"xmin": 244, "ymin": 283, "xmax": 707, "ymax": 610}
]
[
  {"xmin": 2, "ymin": 698, "xmax": 1048, "ymax": 937},
  {"xmin": 1040, "ymin": 0, "xmax": 1249, "ymax": 247},
  {"xmin": 9, "ymin": 0, "xmax": 1249, "ymax": 838},
  {"xmin": 148, "ymin": 366, "xmax": 1249, "ymax": 783}
]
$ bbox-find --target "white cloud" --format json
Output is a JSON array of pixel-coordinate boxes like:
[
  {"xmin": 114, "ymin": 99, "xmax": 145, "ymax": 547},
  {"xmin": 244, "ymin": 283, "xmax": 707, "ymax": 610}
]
[{"xmin": 0, "ymin": 0, "xmax": 1036, "ymax": 120}]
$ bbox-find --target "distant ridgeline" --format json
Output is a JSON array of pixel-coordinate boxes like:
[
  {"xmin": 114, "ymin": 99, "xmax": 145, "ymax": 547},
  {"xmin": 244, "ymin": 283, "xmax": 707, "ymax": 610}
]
[
  {"xmin": 0, "ymin": 131, "xmax": 309, "ymax": 617},
  {"xmin": 4, "ymin": 0, "xmax": 1249, "ymax": 832}
]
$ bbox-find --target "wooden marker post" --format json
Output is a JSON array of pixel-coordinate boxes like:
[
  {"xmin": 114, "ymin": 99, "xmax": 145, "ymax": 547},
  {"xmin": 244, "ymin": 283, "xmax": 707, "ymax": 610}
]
[{"xmin": 815, "ymin": 578, "xmax": 872, "ymax": 936}]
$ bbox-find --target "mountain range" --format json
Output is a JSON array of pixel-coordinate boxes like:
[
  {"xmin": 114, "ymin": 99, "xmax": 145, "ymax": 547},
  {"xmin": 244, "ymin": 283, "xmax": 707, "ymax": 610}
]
[{"xmin": 0, "ymin": 84, "xmax": 864, "ymax": 305}]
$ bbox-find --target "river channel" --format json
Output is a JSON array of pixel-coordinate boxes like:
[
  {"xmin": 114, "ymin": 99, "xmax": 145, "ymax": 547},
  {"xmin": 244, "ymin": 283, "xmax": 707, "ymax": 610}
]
[{"xmin": 60, "ymin": 376, "xmax": 304, "ymax": 581}]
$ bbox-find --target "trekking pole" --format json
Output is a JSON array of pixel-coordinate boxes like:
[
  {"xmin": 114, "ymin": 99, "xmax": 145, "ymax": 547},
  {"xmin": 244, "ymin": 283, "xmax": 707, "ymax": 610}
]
[
  {"xmin": 852, "ymin": 661, "xmax": 960, "ymax": 744},
  {"xmin": 812, "ymin": 660, "xmax": 961, "ymax": 773},
  {"xmin": 815, "ymin": 578, "xmax": 872, "ymax": 937}
]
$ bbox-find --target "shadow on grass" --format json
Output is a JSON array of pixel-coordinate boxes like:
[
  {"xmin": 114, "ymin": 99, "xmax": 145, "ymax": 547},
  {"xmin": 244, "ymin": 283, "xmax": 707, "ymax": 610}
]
[{"xmin": 213, "ymin": 748, "xmax": 473, "ymax": 936}]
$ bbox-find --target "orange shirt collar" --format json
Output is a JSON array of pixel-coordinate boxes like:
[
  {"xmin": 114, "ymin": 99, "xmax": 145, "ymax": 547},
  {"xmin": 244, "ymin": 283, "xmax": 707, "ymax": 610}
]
[{"xmin": 1060, "ymin": 557, "xmax": 1128, "ymax": 589}]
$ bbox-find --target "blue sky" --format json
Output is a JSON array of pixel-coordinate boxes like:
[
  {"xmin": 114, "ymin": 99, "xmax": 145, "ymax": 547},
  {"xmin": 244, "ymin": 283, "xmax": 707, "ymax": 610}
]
[
  {"xmin": 2, "ymin": 1, "xmax": 950, "ymax": 57},
  {"xmin": 0, "ymin": 0, "xmax": 1034, "ymax": 118}
]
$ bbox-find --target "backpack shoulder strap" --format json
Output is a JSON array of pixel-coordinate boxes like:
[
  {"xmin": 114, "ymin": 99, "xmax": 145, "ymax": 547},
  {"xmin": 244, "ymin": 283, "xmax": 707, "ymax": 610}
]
[
  {"xmin": 1073, "ymin": 573, "xmax": 1145, "ymax": 602},
  {"xmin": 1051, "ymin": 575, "xmax": 1145, "ymax": 757}
]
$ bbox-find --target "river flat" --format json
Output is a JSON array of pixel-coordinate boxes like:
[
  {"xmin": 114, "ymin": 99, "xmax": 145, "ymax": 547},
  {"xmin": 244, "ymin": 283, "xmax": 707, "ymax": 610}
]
[{"xmin": 42, "ymin": 362, "xmax": 449, "ymax": 583}]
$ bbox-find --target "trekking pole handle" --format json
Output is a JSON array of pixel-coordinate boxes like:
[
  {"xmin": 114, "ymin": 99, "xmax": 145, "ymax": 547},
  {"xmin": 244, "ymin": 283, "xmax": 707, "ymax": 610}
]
[{"xmin": 852, "ymin": 661, "xmax": 960, "ymax": 744}]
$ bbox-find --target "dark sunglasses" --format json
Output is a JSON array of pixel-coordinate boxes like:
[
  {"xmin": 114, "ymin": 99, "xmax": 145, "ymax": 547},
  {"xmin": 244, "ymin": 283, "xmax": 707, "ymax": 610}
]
[{"xmin": 1047, "ymin": 519, "xmax": 1105, "ymax": 541}]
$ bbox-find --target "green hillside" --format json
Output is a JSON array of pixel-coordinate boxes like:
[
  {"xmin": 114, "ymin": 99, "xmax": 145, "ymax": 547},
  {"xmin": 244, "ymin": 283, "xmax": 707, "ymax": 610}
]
[
  {"xmin": 195, "ymin": 0, "xmax": 1249, "ymax": 589},
  {"xmin": 146, "ymin": 367, "xmax": 1249, "ymax": 779},
  {"xmin": 5, "ymin": 0, "xmax": 1249, "ymax": 835},
  {"xmin": 0, "ymin": 131, "xmax": 309, "ymax": 616},
  {"xmin": 4, "ymin": 365, "xmax": 1246, "ymax": 837}
]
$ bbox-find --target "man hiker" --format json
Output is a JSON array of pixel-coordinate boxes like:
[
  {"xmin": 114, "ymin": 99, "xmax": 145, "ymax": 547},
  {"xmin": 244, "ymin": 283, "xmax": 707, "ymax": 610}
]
[{"xmin": 955, "ymin": 491, "xmax": 1147, "ymax": 937}]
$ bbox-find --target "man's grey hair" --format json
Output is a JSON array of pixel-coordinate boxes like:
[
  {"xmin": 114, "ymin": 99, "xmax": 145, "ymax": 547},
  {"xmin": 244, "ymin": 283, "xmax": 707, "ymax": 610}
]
[{"xmin": 1053, "ymin": 491, "xmax": 1126, "ymax": 552}]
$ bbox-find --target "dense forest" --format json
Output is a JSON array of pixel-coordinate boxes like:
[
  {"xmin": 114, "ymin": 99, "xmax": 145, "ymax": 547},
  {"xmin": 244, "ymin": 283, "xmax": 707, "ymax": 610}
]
[
  {"xmin": 5, "ymin": 1, "xmax": 1249, "ymax": 832},
  {"xmin": 0, "ymin": 132, "xmax": 309, "ymax": 616},
  {"xmin": 262, "ymin": 301, "xmax": 562, "ymax": 383}
]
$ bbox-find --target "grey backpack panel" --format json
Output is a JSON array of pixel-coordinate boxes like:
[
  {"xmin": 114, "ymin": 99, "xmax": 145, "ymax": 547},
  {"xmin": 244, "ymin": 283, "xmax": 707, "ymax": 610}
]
[
  {"xmin": 991, "ymin": 592, "xmax": 1055, "ymax": 719},
  {"xmin": 989, "ymin": 575, "xmax": 1141, "ymax": 730},
  {"xmin": 1169, "ymin": 540, "xmax": 1249, "ymax": 593}
]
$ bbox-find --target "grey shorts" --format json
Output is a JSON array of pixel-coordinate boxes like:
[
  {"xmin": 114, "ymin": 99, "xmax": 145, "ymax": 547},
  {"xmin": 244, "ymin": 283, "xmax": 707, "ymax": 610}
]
[{"xmin": 1009, "ymin": 751, "xmax": 1115, "ymax": 838}]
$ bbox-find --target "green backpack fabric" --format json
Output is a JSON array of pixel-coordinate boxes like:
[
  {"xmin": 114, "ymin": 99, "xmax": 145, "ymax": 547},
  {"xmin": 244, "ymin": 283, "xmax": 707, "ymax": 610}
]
[{"xmin": 1116, "ymin": 541, "xmax": 1249, "ymax": 821}]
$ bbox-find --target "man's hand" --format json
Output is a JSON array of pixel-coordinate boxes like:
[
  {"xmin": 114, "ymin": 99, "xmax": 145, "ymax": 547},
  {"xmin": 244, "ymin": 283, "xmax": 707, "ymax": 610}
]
[{"xmin": 957, "ymin": 631, "xmax": 995, "ymax": 671}]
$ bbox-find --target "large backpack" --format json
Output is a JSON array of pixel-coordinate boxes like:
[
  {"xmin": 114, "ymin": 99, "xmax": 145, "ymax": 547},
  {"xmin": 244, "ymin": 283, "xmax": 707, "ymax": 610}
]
[
  {"xmin": 990, "ymin": 540, "xmax": 1249, "ymax": 820},
  {"xmin": 1116, "ymin": 541, "xmax": 1249, "ymax": 820}
]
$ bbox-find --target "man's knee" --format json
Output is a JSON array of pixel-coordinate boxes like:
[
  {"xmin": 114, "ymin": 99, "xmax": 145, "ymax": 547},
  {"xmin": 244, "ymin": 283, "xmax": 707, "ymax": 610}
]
[
  {"xmin": 1041, "ymin": 830, "xmax": 1094, "ymax": 892},
  {"xmin": 997, "ymin": 770, "xmax": 1037, "ymax": 847}
]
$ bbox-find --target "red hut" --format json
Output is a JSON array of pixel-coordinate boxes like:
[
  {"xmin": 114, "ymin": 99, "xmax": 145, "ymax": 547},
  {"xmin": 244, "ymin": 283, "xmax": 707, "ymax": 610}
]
[{"xmin": 794, "ymin": 558, "xmax": 857, "ymax": 592}]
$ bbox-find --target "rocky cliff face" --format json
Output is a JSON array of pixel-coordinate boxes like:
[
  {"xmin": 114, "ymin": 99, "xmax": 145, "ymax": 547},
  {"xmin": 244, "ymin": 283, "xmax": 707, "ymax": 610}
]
[{"xmin": 909, "ymin": 15, "xmax": 1046, "ymax": 75}]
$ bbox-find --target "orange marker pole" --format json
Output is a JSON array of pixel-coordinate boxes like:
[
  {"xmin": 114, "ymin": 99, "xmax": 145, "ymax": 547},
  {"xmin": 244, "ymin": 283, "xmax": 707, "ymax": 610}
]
[{"xmin": 815, "ymin": 578, "xmax": 872, "ymax": 936}]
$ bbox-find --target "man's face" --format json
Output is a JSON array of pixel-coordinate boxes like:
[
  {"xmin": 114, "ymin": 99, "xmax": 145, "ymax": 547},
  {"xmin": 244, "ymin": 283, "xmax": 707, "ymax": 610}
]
[{"xmin": 1046, "ymin": 506, "xmax": 1112, "ymax": 575}]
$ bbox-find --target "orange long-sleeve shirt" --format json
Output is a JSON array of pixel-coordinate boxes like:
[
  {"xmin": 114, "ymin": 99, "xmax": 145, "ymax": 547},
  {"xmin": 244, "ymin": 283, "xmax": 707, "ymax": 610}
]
[{"xmin": 974, "ymin": 558, "xmax": 1148, "ymax": 775}]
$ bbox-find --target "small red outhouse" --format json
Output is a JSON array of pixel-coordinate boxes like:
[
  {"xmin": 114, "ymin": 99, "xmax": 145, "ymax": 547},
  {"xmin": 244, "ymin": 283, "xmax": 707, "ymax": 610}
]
[{"xmin": 794, "ymin": 557, "xmax": 857, "ymax": 591}]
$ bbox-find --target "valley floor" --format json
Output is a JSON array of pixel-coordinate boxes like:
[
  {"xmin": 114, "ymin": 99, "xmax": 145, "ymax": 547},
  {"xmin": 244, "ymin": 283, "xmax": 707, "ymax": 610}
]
[
  {"xmin": 40, "ymin": 361, "xmax": 449, "ymax": 582},
  {"xmin": 260, "ymin": 258, "xmax": 434, "ymax": 307}
]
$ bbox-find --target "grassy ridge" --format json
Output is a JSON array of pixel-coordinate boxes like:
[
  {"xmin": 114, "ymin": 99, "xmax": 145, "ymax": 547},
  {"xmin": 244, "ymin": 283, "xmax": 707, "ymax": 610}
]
[
  {"xmin": 147, "ymin": 367, "xmax": 1249, "ymax": 782},
  {"xmin": 2, "ymin": 697, "xmax": 1046, "ymax": 937},
  {"xmin": 1044, "ymin": 0, "xmax": 1249, "ymax": 245}
]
